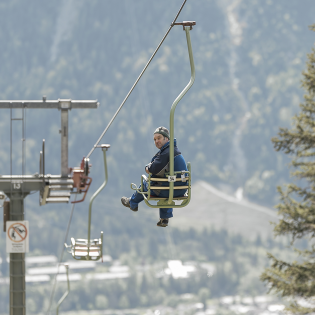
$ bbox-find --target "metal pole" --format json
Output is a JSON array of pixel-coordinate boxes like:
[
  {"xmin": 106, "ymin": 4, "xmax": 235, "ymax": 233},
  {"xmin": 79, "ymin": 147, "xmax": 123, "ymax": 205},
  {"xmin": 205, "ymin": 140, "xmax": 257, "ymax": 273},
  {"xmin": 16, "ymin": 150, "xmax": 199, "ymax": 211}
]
[
  {"xmin": 168, "ymin": 26, "xmax": 195, "ymax": 204},
  {"xmin": 60, "ymin": 109, "xmax": 69, "ymax": 177},
  {"xmin": 22, "ymin": 108, "xmax": 25, "ymax": 177},
  {"xmin": 10, "ymin": 107, "xmax": 12, "ymax": 177},
  {"xmin": 24, "ymin": 108, "xmax": 26, "ymax": 176},
  {"xmin": 42, "ymin": 140, "xmax": 45, "ymax": 177},
  {"xmin": 9, "ymin": 194, "xmax": 25, "ymax": 315},
  {"xmin": 88, "ymin": 147, "xmax": 109, "ymax": 245}
]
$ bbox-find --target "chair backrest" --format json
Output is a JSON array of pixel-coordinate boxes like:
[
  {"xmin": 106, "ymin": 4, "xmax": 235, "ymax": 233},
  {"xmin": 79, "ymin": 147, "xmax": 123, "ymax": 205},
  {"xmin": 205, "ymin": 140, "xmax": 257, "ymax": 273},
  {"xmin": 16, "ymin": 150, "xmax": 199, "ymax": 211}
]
[{"xmin": 69, "ymin": 232, "xmax": 103, "ymax": 261}]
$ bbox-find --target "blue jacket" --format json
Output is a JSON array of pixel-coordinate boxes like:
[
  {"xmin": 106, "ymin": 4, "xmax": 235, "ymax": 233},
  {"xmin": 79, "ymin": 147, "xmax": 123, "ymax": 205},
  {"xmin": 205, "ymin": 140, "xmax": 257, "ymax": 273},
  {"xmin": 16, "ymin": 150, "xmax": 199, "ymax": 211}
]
[{"xmin": 147, "ymin": 139, "xmax": 188, "ymax": 197}]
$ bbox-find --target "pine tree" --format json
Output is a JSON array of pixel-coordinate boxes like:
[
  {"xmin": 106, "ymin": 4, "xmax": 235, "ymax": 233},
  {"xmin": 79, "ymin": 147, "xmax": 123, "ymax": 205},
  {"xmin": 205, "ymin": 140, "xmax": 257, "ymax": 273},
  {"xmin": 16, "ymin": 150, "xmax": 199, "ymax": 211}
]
[{"xmin": 261, "ymin": 25, "xmax": 315, "ymax": 314}]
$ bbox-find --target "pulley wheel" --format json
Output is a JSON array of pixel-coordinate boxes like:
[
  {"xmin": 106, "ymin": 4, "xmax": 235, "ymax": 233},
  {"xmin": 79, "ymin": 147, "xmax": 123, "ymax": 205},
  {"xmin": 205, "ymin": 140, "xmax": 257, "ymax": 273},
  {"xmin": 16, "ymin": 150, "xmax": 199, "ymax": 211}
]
[{"xmin": 84, "ymin": 158, "xmax": 90, "ymax": 176}]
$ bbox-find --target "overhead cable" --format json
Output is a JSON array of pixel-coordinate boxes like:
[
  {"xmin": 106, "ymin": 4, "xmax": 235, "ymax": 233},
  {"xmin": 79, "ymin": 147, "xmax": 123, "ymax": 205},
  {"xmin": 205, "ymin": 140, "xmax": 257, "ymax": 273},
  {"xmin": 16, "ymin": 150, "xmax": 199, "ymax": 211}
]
[
  {"xmin": 47, "ymin": 195, "xmax": 77, "ymax": 315},
  {"xmin": 86, "ymin": 0, "xmax": 188, "ymax": 159}
]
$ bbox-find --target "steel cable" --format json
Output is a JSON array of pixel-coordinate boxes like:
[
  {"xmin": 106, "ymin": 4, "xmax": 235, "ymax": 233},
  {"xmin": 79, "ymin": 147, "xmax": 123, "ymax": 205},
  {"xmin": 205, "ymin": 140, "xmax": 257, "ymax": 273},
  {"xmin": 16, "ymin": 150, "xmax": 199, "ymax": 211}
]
[
  {"xmin": 86, "ymin": 0, "xmax": 188, "ymax": 159},
  {"xmin": 47, "ymin": 2, "xmax": 189, "ymax": 311},
  {"xmin": 47, "ymin": 194, "xmax": 77, "ymax": 315}
]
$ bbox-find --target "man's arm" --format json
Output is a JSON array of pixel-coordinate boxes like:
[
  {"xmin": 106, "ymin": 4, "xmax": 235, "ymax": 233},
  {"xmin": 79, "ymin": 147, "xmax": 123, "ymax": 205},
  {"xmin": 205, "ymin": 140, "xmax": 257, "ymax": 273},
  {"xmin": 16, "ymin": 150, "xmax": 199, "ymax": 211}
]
[{"xmin": 147, "ymin": 152, "xmax": 169, "ymax": 176}]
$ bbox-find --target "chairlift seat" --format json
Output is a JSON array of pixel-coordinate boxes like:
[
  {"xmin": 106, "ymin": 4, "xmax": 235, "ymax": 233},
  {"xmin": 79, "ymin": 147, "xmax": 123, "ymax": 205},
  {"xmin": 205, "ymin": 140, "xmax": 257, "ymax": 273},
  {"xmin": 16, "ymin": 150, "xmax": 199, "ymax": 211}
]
[
  {"xmin": 66, "ymin": 232, "xmax": 103, "ymax": 261},
  {"xmin": 131, "ymin": 162, "xmax": 191, "ymax": 208}
]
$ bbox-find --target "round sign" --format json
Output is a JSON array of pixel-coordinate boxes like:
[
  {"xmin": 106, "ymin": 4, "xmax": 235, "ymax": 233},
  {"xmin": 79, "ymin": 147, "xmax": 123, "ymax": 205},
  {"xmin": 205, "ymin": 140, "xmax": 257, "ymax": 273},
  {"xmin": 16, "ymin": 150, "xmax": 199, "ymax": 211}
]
[{"xmin": 7, "ymin": 223, "xmax": 28, "ymax": 243}]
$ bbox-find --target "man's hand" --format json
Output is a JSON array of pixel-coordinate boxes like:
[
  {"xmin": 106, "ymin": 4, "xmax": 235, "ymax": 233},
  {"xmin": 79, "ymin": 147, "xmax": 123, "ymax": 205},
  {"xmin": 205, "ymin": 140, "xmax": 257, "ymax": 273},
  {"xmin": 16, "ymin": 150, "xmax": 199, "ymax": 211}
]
[{"xmin": 145, "ymin": 166, "xmax": 150, "ymax": 174}]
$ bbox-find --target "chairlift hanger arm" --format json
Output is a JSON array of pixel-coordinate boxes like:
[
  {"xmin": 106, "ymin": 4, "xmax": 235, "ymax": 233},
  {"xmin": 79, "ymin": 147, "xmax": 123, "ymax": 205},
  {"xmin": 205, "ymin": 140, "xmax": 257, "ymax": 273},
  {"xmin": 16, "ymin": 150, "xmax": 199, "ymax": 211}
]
[
  {"xmin": 85, "ymin": 0, "xmax": 189, "ymax": 159},
  {"xmin": 168, "ymin": 24, "xmax": 195, "ymax": 204},
  {"xmin": 87, "ymin": 145, "xmax": 110, "ymax": 244}
]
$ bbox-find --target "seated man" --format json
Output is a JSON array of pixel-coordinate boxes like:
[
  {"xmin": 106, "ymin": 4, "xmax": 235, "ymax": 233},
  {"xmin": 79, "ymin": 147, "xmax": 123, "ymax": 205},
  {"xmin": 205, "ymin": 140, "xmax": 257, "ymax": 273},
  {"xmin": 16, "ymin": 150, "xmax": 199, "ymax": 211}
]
[{"xmin": 121, "ymin": 126, "xmax": 188, "ymax": 227}]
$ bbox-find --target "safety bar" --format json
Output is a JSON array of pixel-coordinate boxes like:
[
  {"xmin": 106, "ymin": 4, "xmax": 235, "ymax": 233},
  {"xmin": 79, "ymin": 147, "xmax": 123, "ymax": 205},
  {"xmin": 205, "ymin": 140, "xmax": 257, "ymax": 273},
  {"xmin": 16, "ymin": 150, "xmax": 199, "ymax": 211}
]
[
  {"xmin": 169, "ymin": 25, "xmax": 195, "ymax": 205},
  {"xmin": 144, "ymin": 186, "xmax": 189, "ymax": 190},
  {"xmin": 150, "ymin": 177, "xmax": 189, "ymax": 182}
]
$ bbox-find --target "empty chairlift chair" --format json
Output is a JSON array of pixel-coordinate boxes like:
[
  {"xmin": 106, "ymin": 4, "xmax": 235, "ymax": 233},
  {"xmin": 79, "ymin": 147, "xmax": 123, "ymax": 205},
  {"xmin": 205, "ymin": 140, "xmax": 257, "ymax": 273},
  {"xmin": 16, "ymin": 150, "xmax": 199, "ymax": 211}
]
[{"xmin": 65, "ymin": 144, "xmax": 110, "ymax": 261}]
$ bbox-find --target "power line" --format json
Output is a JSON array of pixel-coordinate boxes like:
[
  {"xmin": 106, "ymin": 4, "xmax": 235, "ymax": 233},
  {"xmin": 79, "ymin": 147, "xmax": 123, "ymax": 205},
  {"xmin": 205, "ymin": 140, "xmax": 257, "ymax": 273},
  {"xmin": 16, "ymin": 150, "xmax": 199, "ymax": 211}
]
[{"xmin": 47, "ymin": 194, "xmax": 77, "ymax": 315}]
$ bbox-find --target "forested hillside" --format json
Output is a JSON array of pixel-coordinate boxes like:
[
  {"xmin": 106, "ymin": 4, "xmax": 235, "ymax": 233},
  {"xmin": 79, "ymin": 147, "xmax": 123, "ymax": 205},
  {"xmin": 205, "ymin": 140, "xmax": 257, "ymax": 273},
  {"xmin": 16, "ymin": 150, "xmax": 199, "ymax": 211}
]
[
  {"xmin": 0, "ymin": 1, "xmax": 315, "ymax": 313},
  {"xmin": 0, "ymin": 0, "xmax": 313, "ymax": 206}
]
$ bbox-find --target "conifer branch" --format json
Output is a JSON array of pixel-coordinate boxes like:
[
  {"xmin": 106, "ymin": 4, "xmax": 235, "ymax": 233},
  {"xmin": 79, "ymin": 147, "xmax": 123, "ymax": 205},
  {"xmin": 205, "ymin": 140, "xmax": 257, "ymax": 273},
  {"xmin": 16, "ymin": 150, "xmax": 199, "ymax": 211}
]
[{"xmin": 263, "ymin": 25, "xmax": 315, "ymax": 313}]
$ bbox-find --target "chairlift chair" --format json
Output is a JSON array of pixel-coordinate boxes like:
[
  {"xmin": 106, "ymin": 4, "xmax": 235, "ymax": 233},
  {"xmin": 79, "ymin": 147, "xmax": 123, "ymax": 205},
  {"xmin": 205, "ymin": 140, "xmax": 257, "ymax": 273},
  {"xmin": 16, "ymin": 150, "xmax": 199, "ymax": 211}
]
[
  {"xmin": 131, "ymin": 21, "xmax": 195, "ymax": 208},
  {"xmin": 131, "ymin": 162, "xmax": 191, "ymax": 208},
  {"xmin": 65, "ymin": 144, "xmax": 110, "ymax": 261}
]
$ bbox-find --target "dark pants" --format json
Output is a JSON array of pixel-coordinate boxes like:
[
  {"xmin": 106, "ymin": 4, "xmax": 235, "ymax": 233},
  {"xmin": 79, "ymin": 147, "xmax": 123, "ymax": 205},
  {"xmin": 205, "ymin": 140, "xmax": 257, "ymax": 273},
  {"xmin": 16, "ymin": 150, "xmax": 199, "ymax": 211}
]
[{"xmin": 129, "ymin": 178, "xmax": 173, "ymax": 219}]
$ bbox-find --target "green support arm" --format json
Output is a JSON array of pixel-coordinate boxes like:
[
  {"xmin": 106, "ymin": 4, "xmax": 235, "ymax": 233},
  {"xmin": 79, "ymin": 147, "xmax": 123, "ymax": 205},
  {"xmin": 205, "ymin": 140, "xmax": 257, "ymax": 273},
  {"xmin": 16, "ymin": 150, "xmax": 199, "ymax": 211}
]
[
  {"xmin": 169, "ymin": 25, "xmax": 195, "ymax": 204},
  {"xmin": 87, "ymin": 145, "xmax": 110, "ymax": 247}
]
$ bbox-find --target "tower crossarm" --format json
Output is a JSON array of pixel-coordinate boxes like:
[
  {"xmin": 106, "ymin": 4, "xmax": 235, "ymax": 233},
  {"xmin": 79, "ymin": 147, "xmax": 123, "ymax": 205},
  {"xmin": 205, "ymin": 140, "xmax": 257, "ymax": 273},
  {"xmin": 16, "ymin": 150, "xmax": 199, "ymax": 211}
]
[
  {"xmin": 0, "ymin": 175, "xmax": 71, "ymax": 194},
  {"xmin": 0, "ymin": 99, "xmax": 99, "ymax": 109}
]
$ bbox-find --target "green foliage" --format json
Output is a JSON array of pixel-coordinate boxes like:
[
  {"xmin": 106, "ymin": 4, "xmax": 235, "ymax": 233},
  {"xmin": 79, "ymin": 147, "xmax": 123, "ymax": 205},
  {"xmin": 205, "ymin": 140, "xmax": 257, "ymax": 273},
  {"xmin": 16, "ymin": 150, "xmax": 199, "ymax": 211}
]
[
  {"xmin": 0, "ymin": 1, "xmax": 315, "ymax": 313},
  {"xmin": 95, "ymin": 295, "xmax": 108, "ymax": 309},
  {"xmin": 0, "ymin": 221, "xmax": 289, "ymax": 314},
  {"xmin": 198, "ymin": 287, "xmax": 210, "ymax": 310},
  {"xmin": 261, "ymin": 24, "xmax": 315, "ymax": 314},
  {"xmin": 6, "ymin": 228, "xmax": 286, "ymax": 314},
  {"xmin": 165, "ymin": 295, "xmax": 180, "ymax": 308}
]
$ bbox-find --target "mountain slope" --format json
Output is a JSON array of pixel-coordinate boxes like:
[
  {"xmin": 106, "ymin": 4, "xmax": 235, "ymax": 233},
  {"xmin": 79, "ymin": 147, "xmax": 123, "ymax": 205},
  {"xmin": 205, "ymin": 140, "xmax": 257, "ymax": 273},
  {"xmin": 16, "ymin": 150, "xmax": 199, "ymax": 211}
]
[{"xmin": 172, "ymin": 181, "xmax": 278, "ymax": 239}]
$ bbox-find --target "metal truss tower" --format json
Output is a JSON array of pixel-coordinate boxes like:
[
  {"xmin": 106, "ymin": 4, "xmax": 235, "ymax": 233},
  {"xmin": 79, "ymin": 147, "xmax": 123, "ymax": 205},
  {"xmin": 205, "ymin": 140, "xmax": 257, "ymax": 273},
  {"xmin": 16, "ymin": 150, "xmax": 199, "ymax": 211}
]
[{"xmin": 0, "ymin": 98, "xmax": 98, "ymax": 315}]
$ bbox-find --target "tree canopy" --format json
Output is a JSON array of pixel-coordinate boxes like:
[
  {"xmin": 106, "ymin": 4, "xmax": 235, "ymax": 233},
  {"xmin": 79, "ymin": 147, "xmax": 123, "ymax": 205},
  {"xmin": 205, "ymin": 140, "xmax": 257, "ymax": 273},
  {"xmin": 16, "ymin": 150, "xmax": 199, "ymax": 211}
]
[{"xmin": 261, "ymin": 24, "xmax": 315, "ymax": 314}]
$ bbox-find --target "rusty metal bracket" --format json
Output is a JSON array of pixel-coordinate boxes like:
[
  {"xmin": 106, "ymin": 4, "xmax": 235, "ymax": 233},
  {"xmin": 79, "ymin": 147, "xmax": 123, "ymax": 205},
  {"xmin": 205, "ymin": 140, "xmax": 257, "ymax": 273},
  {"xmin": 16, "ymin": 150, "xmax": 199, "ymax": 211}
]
[
  {"xmin": 173, "ymin": 21, "xmax": 196, "ymax": 30},
  {"xmin": 71, "ymin": 176, "xmax": 92, "ymax": 204}
]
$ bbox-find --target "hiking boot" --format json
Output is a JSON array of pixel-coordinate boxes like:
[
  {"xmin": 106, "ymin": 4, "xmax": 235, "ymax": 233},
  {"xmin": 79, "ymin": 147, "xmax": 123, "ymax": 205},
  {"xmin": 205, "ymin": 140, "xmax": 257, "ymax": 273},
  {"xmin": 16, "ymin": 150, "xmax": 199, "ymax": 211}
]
[
  {"xmin": 157, "ymin": 218, "xmax": 169, "ymax": 227},
  {"xmin": 121, "ymin": 197, "xmax": 138, "ymax": 212}
]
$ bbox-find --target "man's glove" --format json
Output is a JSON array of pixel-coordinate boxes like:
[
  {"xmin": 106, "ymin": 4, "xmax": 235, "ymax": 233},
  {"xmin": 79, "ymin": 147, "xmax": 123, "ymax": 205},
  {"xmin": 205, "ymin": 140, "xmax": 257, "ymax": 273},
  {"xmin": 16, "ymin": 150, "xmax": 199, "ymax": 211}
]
[{"xmin": 145, "ymin": 163, "xmax": 152, "ymax": 172}]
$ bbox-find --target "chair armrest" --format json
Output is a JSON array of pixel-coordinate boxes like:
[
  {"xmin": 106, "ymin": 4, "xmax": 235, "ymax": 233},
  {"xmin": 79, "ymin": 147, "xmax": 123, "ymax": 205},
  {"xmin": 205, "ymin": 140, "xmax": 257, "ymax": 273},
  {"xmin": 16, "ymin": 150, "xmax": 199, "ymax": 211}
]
[{"xmin": 141, "ymin": 174, "xmax": 148, "ymax": 182}]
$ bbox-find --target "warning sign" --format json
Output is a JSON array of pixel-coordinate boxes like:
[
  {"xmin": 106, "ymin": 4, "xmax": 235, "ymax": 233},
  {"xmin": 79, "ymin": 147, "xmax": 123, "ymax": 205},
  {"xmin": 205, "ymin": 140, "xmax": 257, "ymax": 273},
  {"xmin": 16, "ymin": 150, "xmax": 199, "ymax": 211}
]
[{"xmin": 6, "ymin": 221, "xmax": 29, "ymax": 253}]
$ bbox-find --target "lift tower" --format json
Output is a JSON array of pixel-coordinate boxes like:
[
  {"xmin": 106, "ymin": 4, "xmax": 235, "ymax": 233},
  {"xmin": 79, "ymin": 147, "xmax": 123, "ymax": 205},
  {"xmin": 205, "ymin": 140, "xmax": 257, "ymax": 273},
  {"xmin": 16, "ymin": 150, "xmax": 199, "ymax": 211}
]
[{"xmin": 0, "ymin": 98, "xmax": 98, "ymax": 315}]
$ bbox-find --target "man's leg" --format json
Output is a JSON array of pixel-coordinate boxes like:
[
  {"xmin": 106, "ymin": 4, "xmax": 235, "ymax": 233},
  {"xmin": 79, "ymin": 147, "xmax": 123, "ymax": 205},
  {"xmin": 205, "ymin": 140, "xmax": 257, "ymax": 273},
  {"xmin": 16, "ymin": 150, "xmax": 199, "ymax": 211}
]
[
  {"xmin": 159, "ymin": 208, "xmax": 173, "ymax": 219},
  {"xmin": 156, "ymin": 208, "xmax": 173, "ymax": 227},
  {"xmin": 147, "ymin": 190, "xmax": 173, "ymax": 227},
  {"xmin": 129, "ymin": 178, "xmax": 148, "ymax": 210}
]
